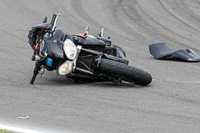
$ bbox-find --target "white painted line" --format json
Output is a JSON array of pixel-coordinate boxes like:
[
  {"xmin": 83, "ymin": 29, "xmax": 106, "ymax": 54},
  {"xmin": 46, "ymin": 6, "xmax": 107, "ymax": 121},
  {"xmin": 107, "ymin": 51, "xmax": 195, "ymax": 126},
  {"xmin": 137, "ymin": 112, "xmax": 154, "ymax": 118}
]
[{"xmin": 0, "ymin": 124, "xmax": 42, "ymax": 133}]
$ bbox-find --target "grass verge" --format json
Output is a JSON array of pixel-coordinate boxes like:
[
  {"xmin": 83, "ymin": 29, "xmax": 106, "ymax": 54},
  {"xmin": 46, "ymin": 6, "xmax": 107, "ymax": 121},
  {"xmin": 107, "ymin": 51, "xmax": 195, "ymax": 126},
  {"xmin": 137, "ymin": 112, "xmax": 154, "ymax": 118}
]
[{"xmin": 0, "ymin": 129, "xmax": 16, "ymax": 133}]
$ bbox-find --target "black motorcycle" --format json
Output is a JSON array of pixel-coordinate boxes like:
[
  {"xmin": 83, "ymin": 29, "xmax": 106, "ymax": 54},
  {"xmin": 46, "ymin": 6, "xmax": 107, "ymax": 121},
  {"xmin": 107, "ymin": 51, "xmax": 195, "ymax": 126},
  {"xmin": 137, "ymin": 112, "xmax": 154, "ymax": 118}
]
[{"xmin": 28, "ymin": 13, "xmax": 152, "ymax": 86}]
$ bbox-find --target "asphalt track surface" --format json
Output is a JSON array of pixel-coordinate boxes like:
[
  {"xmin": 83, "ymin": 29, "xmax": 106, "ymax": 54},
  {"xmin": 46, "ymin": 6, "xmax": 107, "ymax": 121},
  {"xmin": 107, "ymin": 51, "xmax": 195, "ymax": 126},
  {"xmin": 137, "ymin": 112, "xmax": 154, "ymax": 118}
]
[{"xmin": 0, "ymin": 0, "xmax": 200, "ymax": 133}]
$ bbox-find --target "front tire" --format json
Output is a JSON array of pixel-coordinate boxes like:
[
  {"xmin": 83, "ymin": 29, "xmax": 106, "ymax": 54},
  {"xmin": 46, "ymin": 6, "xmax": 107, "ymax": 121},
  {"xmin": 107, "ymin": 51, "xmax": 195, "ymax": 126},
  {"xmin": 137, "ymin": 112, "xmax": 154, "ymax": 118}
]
[{"xmin": 99, "ymin": 59, "xmax": 152, "ymax": 86}]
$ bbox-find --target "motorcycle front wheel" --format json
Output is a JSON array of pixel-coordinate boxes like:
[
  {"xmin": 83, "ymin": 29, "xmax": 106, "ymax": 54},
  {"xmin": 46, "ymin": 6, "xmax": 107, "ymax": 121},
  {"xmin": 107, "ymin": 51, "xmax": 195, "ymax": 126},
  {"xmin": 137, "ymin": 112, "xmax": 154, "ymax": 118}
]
[{"xmin": 99, "ymin": 59, "xmax": 152, "ymax": 86}]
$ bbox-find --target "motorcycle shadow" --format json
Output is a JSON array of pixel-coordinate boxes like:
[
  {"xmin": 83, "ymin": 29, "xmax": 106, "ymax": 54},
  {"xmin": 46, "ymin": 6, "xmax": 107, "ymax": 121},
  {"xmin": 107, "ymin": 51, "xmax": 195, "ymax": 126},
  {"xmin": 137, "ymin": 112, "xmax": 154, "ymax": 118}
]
[
  {"xmin": 93, "ymin": 81, "xmax": 150, "ymax": 89},
  {"xmin": 39, "ymin": 76, "xmax": 150, "ymax": 89},
  {"xmin": 73, "ymin": 79, "xmax": 149, "ymax": 89},
  {"xmin": 149, "ymin": 57, "xmax": 199, "ymax": 63}
]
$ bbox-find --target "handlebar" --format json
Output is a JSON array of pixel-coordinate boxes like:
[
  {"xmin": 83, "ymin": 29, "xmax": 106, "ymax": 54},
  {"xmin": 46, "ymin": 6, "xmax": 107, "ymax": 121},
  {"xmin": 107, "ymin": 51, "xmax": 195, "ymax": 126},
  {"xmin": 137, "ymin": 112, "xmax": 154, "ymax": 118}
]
[
  {"xmin": 30, "ymin": 72, "xmax": 38, "ymax": 85},
  {"xmin": 50, "ymin": 13, "xmax": 61, "ymax": 32}
]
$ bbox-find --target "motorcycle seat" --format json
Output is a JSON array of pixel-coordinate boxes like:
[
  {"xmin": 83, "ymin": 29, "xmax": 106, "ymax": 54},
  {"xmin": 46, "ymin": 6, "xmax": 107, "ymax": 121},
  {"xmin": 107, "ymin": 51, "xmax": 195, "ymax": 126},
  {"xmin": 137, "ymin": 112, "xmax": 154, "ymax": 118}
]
[
  {"xmin": 84, "ymin": 36, "xmax": 105, "ymax": 46},
  {"xmin": 72, "ymin": 35, "xmax": 106, "ymax": 46}
]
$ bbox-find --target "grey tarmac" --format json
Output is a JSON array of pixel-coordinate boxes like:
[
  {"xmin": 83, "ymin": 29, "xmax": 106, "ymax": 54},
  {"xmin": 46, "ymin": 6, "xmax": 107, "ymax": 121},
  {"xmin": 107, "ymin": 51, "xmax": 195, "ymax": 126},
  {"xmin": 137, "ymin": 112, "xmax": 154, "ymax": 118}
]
[{"xmin": 0, "ymin": 0, "xmax": 200, "ymax": 133}]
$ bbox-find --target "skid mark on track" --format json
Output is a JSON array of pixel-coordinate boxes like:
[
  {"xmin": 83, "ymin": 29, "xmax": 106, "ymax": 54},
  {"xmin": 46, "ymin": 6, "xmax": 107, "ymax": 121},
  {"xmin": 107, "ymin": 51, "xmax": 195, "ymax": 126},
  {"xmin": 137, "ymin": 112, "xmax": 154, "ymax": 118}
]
[
  {"xmin": 70, "ymin": 0, "xmax": 134, "ymax": 40},
  {"xmin": 110, "ymin": 0, "xmax": 146, "ymax": 43},
  {"xmin": 70, "ymin": 0, "xmax": 104, "ymax": 29},
  {"xmin": 120, "ymin": 0, "xmax": 200, "ymax": 44},
  {"xmin": 136, "ymin": 0, "xmax": 200, "ymax": 50},
  {"xmin": 158, "ymin": 0, "xmax": 200, "ymax": 33},
  {"xmin": 112, "ymin": 0, "xmax": 181, "ymax": 45},
  {"xmin": 177, "ymin": 0, "xmax": 200, "ymax": 30},
  {"xmin": 51, "ymin": 0, "xmax": 84, "ymax": 30},
  {"xmin": 176, "ymin": 1, "xmax": 200, "ymax": 9}
]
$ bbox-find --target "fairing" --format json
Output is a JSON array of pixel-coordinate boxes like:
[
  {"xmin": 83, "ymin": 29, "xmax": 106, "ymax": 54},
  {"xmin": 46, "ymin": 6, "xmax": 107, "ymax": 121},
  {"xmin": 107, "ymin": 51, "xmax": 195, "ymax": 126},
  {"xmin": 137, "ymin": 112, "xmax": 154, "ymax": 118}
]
[
  {"xmin": 149, "ymin": 43, "xmax": 200, "ymax": 62},
  {"xmin": 44, "ymin": 28, "xmax": 66, "ymax": 41},
  {"xmin": 41, "ymin": 38, "xmax": 64, "ymax": 70}
]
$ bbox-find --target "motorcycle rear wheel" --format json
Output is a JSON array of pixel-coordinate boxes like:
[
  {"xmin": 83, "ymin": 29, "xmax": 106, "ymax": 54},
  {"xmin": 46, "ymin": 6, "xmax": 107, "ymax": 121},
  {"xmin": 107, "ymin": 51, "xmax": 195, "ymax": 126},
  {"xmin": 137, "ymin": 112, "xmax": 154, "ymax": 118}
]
[{"xmin": 99, "ymin": 59, "xmax": 152, "ymax": 86}]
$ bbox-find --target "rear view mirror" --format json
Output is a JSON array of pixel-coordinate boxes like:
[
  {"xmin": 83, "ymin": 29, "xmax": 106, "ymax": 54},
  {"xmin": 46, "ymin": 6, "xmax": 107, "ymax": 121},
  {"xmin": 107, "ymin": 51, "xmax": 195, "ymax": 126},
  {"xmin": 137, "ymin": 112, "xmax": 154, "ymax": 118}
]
[
  {"xmin": 42, "ymin": 16, "xmax": 47, "ymax": 23},
  {"xmin": 84, "ymin": 26, "xmax": 89, "ymax": 35}
]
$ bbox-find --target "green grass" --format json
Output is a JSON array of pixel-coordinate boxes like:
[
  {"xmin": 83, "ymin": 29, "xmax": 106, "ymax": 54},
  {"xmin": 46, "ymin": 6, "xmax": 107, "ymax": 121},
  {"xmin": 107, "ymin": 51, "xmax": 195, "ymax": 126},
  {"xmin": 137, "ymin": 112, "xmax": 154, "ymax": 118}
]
[{"xmin": 0, "ymin": 129, "xmax": 16, "ymax": 133}]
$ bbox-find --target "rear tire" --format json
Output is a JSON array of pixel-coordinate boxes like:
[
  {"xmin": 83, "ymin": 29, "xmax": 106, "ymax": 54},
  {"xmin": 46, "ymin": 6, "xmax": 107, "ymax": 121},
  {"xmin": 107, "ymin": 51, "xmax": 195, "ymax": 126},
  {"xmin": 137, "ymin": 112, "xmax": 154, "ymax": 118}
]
[{"xmin": 99, "ymin": 59, "xmax": 152, "ymax": 86}]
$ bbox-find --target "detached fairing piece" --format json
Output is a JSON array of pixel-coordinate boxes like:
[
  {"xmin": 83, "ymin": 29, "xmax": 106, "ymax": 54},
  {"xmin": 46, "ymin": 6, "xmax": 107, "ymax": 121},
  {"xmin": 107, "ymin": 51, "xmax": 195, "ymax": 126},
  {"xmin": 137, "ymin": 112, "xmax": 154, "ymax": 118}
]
[{"xmin": 149, "ymin": 43, "xmax": 200, "ymax": 62}]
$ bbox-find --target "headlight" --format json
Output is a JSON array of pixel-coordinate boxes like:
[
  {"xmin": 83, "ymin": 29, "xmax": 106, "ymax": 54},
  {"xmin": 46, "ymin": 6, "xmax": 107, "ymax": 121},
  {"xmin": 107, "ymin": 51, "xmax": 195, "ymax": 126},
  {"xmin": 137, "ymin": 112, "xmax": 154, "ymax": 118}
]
[
  {"xmin": 63, "ymin": 39, "xmax": 77, "ymax": 60},
  {"xmin": 58, "ymin": 61, "xmax": 73, "ymax": 75}
]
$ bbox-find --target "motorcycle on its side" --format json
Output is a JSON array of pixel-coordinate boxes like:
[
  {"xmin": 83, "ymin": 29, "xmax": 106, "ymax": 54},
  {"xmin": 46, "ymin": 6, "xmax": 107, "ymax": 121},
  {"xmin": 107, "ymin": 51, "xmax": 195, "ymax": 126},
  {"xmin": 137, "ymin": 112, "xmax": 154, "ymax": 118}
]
[{"xmin": 28, "ymin": 13, "xmax": 152, "ymax": 86}]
